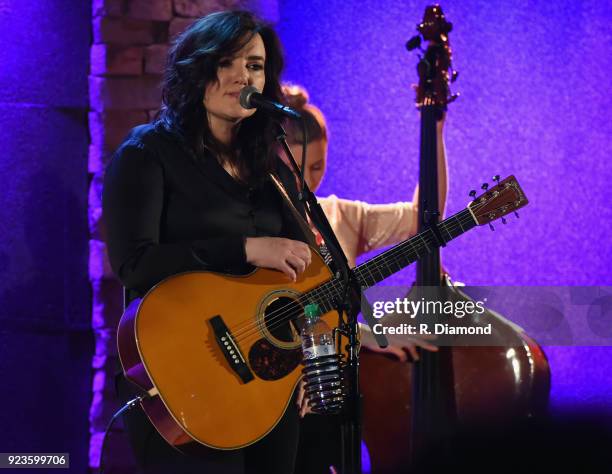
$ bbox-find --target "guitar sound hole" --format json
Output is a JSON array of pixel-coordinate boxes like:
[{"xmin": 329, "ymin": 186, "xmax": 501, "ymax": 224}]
[{"xmin": 264, "ymin": 297, "xmax": 302, "ymax": 343}]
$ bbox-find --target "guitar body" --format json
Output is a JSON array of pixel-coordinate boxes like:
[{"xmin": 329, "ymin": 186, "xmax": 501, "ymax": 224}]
[
  {"xmin": 116, "ymin": 172, "xmax": 528, "ymax": 453},
  {"xmin": 117, "ymin": 249, "xmax": 335, "ymax": 450}
]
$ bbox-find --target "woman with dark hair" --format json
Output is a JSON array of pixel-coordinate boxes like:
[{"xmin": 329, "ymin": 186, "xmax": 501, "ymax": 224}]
[
  {"xmin": 281, "ymin": 84, "xmax": 445, "ymax": 474},
  {"xmin": 104, "ymin": 11, "xmax": 312, "ymax": 474}
]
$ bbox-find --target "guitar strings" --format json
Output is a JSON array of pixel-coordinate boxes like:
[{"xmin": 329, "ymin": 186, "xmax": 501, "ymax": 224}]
[
  {"xmin": 229, "ymin": 199, "xmax": 497, "ymax": 342},
  {"xmin": 229, "ymin": 220, "xmax": 435, "ymax": 340},
  {"xmin": 237, "ymin": 229, "xmax": 460, "ymax": 341},
  {"xmin": 227, "ymin": 212, "xmax": 445, "ymax": 339},
  {"xmin": 229, "ymin": 207, "xmax": 483, "ymax": 343},
  {"xmin": 228, "ymin": 202, "xmax": 494, "ymax": 343},
  {"xmin": 231, "ymin": 219, "xmax": 458, "ymax": 343}
]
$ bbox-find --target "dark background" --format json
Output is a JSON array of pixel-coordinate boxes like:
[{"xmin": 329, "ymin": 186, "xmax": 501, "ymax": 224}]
[{"xmin": 0, "ymin": 1, "xmax": 92, "ymax": 471}]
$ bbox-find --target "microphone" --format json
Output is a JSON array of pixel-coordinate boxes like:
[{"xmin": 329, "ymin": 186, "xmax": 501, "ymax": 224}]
[{"xmin": 239, "ymin": 86, "xmax": 302, "ymax": 120}]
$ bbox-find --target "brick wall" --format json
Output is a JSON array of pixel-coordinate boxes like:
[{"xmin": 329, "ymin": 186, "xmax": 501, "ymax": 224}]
[{"xmin": 86, "ymin": 0, "xmax": 277, "ymax": 471}]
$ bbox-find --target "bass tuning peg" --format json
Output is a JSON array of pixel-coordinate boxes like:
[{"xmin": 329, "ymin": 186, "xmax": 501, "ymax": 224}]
[
  {"xmin": 481, "ymin": 183, "xmax": 489, "ymax": 190},
  {"xmin": 469, "ymin": 190, "xmax": 476, "ymax": 198},
  {"xmin": 406, "ymin": 35, "xmax": 421, "ymax": 51},
  {"xmin": 489, "ymin": 223, "xmax": 495, "ymax": 231},
  {"xmin": 492, "ymin": 175, "xmax": 501, "ymax": 184},
  {"xmin": 501, "ymin": 217, "xmax": 507, "ymax": 224}
]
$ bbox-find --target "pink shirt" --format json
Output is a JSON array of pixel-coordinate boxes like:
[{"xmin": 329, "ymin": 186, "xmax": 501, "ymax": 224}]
[{"xmin": 318, "ymin": 194, "xmax": 418, "ymax": 268}]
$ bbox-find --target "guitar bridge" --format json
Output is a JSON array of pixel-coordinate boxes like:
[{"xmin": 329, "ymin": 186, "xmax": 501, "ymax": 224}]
[{"xmin": 209, "ymin": 315, "xmax": 254, "ymax": 384}]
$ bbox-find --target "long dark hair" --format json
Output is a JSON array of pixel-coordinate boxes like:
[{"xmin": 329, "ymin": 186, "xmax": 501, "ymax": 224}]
[{"xmin": 158, "ymin": 11, "xmax": 284, "ymax": 182}]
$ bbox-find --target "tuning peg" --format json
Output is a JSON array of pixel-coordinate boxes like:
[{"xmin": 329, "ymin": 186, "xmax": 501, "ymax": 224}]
[
  {"xmin": 469, "ymin": 190, "xmax": 476, "ymax": 198},
  {"xmin": 489, "ymin": 223, "xmax": 495, "ymax": 231},
  {"xmin": 481, "ymin": 183, "xmax": 489, "ymax": 191},
  {"xmin": 406, "ymin": 35, "xmax": 422, "ymax": 51},
  {"xmin": 501, "ymin": 217, "xmax": 507, "ymax": 224},
  {"xmin": 514, "ymin": 211, "xmax": 520, "ymax": 218},
  {"xmin": 492, "ymin": 175, "xmax": 501, "ymax": 184}
]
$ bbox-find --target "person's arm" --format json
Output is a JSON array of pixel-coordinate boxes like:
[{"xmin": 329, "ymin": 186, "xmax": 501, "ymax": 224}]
[
  {"xmin": 356, "ymin": 116, "xmax": 448, "ymax": 359},
  {"xmin": 103, "ymin": 143, "xmax": 311, "ymax": 294},
  {"xmin": 357, "ymin": 199, "xmax": 418, "ymax": 255},
  {"xmin": 351, "ymin": 116, "xmax": 447, "ymax": 256},
  {"xmin": 103, "ymin": 142, "xmax": 248, "ymax": 294},
  {"xmin": 359, "ymin": 323, "xmax": 437, "ymax": 362}
]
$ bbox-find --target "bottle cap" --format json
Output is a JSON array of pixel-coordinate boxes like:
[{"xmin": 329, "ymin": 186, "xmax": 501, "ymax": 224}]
[{"xmin": 304, "ymin": 303, "xmax": 320, "ymax": 321}]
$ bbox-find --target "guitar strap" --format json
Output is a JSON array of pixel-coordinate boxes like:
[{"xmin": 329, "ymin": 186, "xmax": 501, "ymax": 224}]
[{"xmin": 269, "ymin": 173, "xmax": 319, "ymax": 248}]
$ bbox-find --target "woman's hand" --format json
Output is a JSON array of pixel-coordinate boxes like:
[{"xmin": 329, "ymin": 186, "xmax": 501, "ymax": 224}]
[
  {"xmin": 245, "ymin": 237, "xmax": 311, "ymax": 282},
  {"xmin": 364, "ymin": 336, "xmax": 438, "ymax": 362},
  {"xmin": 360, "ymin": 322, "xmax": 438, "ymax": 362},
  {"xmin": 296, "ymin": 378, "xmax": 314, "ymax": 417}
]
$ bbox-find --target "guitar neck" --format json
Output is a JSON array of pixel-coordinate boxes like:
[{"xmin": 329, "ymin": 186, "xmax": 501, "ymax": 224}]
[
  {"xmin": 303, "ymin": 208, "xmax": 476, "ymax": 312},
  {"xmin": 354, "ymin": 208, "xmax": 475, "ymax": 287}
]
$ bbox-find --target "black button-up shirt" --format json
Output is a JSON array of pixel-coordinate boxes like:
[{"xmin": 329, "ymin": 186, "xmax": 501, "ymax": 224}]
[{"xmin": 103, "ymin": 123, "xmax": 307, "ymax": 297}]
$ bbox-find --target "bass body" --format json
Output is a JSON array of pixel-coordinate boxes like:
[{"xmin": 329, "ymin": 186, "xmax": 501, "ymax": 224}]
[{"xmin": 360, "ymin": 278, "xmax": 551, "ymax": 473}]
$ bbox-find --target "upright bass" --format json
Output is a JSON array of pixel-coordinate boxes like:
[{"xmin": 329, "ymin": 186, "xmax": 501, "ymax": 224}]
[{"xmin": 360, "ymin": 5, "xmax": 550, "ymax": 472}]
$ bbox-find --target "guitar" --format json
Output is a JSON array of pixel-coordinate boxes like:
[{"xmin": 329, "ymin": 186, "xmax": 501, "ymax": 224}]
[{"xmin": 117, "ymin": 175, "xmax": 528, "ymax": 450}]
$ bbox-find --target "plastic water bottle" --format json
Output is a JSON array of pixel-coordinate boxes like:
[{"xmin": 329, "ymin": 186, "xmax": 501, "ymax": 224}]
[
  {"xmin": 301, "ymin": 303, "xmax": 336, "ymax": 360},
  {"xmin": 300, "ymin": 303, "xmax": 344, "ymax": 413}
]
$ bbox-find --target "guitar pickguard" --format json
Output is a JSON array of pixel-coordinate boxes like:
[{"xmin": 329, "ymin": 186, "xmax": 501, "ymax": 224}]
[{"xmin": 248, "ymin": 339, "xmax": 303, "ymax": 381}]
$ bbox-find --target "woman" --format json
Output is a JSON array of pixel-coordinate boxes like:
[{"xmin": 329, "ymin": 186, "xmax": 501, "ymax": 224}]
[
  {"xmin": 282, "ymin": 83, "xmax": 445, "ymax": 363},
  {"xmin": 104, "ymin": 11, "xmax": 312, "ymax": 474},
  {"xmin": 282, "ymin": 84, "xmax": 446, "ymax": 474}
]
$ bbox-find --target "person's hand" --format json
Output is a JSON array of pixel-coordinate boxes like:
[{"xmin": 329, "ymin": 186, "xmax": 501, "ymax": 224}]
[
  {"xmin": 245, "ymin": 237, "xmax": 311, "ymax": 282},
  {"xmin": 296, "ymin": 378, "xmax": 314, "ymax": 417},
  {"xmin": 364, "ymin": 334, "xmax": 438, "ymax": 362},
  {"xmin": 360, "ymin": 323, "xmax": 438, "ymax": 362}
]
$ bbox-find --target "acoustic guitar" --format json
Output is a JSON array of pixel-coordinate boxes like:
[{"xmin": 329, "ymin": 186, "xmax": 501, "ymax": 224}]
[{"xmin": 117, "ymin": 175, "xmax": 528, "ymax": 450}]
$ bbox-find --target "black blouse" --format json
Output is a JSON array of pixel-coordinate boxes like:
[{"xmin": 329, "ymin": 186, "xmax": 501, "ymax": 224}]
[{"xmin": 103, "ymin": 123, "xmax": 307, "ymax": 297}]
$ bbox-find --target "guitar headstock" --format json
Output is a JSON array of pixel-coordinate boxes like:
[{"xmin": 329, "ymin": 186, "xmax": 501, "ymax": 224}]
[
  {"xmin": 406, "ymin": 4, "xmax": 458, "ymax": 109},
  {"xmin": 468, "ymin": 175, "xmax": 529, "ymax": 226}
]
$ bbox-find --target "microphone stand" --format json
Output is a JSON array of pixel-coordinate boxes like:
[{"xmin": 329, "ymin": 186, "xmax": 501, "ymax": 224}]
[{"xmin": 275, "ymin": 122, "xmax": 388, "ymax": 474}]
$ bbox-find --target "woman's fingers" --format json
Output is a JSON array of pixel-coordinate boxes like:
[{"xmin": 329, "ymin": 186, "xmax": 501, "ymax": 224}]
[
  {"xmin": 296, "ymin": 379, "xmax": 305, "ymax": 407},
  {"xmin": 286, "ymin": 253, "xmax": 306, "ymax": 275},
  {"xmin": 296, "ymin": 379, "xmax": 313, "ymax": 417},
  {"xmin": 245, "ymin": 237, "xmax": 312, "ymax": 281},
  {"xmin": 388, "ymin": 345, "xmax": 410, "ymax": 362},
  {"xmin": 365, "ymin": 339, "xmax": 439, "ymax": 362},
  {"xmin": 280, "ymin": 260, "xmax": 297, "ymax": 282},
  {"xmin": 414, "ymin": 339, "xmax": 439, "ymax": 352},
  {"xmin": 404, "ymin": 344, "xmax": 419, "ymax": 362},
  {"xmin": 292, "ymin": 242, "xmax": 312, "ymax": 265},
  {"xmin": 282, "ymin": 241, "xmax": 311, "ymax": 280},
  {"xmin": 300, "ymin": 400, "xmax": 311, "ymax": 417},
  {"xmin": 300, "ymin": 395, "xmax": 312, "ymax": 417}
]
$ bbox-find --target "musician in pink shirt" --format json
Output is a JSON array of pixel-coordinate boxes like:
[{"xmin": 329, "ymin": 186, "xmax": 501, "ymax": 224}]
[
  {"xmin": 282, "ymin": 84, "xmax": 447, "ymax": 364},
  {"xmin": 283, "ymin": 84, "xmax": 448, "ymax": 474}
]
